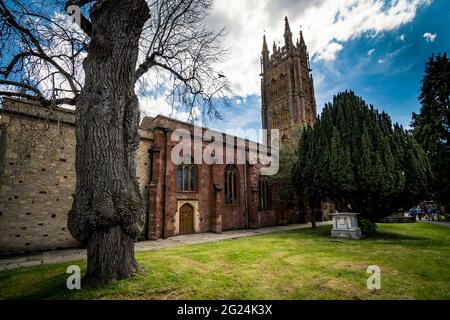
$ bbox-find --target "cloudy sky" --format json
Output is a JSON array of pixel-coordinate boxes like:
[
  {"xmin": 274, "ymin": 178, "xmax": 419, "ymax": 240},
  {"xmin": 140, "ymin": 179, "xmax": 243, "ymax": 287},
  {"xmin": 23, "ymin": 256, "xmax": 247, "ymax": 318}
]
[{"xmin": 141, "ymin": 0, "xmax": 449, "ymax": 135}]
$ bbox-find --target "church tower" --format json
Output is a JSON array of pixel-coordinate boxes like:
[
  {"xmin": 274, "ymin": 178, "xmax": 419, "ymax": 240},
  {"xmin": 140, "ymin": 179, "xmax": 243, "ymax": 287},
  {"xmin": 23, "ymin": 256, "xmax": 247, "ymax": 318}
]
[{"xmin": 261, "ymin": 17, "xmax": 317, "ymax": 143}]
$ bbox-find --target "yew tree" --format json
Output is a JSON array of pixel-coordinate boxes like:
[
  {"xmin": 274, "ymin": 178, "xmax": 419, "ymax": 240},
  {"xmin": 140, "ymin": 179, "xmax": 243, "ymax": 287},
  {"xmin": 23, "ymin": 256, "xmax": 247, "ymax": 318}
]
[
  {"xmin": 293, "ymin": 91, "xmax": 431, "ymax": 221},
  {"xmin": 412, "ymin": 53, "xmax": 450, "ymax": 210},
  {"xmin": 0, "ymin": 0, "xmax": 230, "ymax": 286}
]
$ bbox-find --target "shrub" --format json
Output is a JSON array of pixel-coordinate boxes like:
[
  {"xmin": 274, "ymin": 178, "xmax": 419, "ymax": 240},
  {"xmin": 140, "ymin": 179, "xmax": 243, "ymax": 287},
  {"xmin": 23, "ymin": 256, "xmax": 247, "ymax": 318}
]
[{"xmin": 359, "ymin": 218, "xmax": 377, "ymax": 236}]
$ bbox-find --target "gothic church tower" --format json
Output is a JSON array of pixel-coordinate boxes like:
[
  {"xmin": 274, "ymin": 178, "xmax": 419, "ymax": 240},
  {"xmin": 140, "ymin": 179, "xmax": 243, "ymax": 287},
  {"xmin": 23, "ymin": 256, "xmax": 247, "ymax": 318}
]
[{"xmin": 261, "ymin": 17, "xmax": 317, "ymax": 143}]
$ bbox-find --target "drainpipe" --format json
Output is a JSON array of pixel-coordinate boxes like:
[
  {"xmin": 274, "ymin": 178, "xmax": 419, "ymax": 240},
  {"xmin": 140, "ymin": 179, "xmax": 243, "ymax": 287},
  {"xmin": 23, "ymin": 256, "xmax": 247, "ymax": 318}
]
[
  {"xmin": 162, "ymin": 128, "xmax": 169, "ymax": 239},
  {"xmin": 148, "ymin": 146, "xmax": 160, "ymax": 239},
  {"xmin": 244, "ymin": 161, "xmax": 249, "ymax": 229},
  {"xmin": 148, "ymin": 148, "xmax": 155, "ymax": 183}
]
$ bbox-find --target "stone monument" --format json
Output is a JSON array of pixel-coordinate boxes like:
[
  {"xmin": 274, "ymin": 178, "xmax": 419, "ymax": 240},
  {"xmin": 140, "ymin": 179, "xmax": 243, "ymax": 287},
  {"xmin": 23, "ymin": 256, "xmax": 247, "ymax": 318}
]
[{"xmin": 331, "ymin": 212, "xmax": 362, "ymax": 239}]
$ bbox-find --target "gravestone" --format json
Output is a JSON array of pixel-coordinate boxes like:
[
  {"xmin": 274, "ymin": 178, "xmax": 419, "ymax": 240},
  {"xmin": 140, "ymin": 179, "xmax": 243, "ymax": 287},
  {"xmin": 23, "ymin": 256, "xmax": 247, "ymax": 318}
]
[{"xmin": 331, "ymin": 212, "xmax": 362, "ymax": 239}]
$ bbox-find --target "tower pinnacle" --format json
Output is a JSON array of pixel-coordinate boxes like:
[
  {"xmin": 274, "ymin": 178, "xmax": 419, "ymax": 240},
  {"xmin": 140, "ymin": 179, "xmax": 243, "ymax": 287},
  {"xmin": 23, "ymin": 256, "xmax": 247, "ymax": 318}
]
[
  {"xmin": 299, "ymin": 30, "xmax": 305, "ymax": 46},
  {"xmin": 262, "ymin": 34, "xmax": 268, "ymax": 53},
  {"xmin": 284, "ymin": 16, "xmax": 293, "ymax": 49},
  {"xmin": 262, "ymin": 35, "xmax": 269, "ymax": 71},
  {"xmin": 284, "ymin": 16, "xmax": 291, "ymax": 34}
]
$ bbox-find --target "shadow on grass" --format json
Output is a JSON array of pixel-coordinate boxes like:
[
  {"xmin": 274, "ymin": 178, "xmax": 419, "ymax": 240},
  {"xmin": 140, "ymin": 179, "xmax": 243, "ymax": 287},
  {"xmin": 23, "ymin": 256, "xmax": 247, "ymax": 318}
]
[
  {"xmin": 298, "ymin": 226, "xmax": 429, "ymax": 241},
  {"xmin": 280, "ymin": 224, "xmax": 430, "ymax": 243},
  {"xmin": 371, "ymin": 232, "xmax": 429, "ymax": 241},
  {"xmin": 7, "ymin": 275, "xmax": 70, "ymax": 300},
  {"xmin": 279, "ymin": 225, "xmax": 333, "ymax": 239}
]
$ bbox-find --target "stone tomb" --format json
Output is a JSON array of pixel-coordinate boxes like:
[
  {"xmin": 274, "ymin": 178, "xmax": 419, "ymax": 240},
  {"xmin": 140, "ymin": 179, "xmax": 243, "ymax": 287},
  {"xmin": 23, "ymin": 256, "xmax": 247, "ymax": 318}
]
[{"xmin": 331, "ymin": 212, "xmax": 362, "ymax": 239}]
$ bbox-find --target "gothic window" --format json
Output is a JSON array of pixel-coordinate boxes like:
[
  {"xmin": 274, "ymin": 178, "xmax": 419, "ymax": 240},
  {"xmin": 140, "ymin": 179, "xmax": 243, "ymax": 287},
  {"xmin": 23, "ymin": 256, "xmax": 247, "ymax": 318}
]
[
  {"xmin": 271, "ymin": 109, "xmax": 289, "ymax": 129},
  {"xmin": 224, "ymin": 165, "xmax": 239, "ymax": 205},
  {"xmin": 259, "ymin": 178, "xmax": 270, "ymax": 210},
  {"xmin": 177, "ymin": 163, "xmax": 196, "ymax": 192},
  {"xmin": 270, "ymin": 113, "xmax": 277, "ymax": 128},
  {"xmin": 281, "ymin": 109, "xmax": 289, "ymax": 126}
]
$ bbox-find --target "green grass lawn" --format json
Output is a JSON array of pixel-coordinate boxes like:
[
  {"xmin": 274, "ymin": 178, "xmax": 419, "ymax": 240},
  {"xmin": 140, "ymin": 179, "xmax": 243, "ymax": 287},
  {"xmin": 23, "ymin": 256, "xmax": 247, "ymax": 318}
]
[{"xmin": 0, "ymin": 222, "xmax": 449, "ymax": 300}]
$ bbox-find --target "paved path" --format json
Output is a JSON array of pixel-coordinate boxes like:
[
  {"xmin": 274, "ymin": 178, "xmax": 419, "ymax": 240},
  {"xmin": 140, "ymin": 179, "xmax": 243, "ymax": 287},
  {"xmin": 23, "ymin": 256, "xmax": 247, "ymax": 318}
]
[
  {"xmin": 420, "ymin": 220, "xmax": 450, "ymax": 228},
  {"xmin": 0, "ymin": 222, "xmax": 331, "ymax": 271}
]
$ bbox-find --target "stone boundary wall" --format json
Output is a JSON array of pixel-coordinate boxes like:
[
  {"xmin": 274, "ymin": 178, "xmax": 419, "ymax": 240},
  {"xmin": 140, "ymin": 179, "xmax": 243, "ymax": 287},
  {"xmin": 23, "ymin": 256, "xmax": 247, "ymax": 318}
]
[{"xmin": 0, "ymin": 98, "xmax": 153, "ymax": 254}]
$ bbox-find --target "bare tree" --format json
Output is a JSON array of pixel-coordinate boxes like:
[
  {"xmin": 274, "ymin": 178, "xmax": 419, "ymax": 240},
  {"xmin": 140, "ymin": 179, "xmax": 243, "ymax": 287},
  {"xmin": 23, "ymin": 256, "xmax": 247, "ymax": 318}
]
[{"xmin": 0, "ymin": 0, "xmax": 230, "ymax": 286}]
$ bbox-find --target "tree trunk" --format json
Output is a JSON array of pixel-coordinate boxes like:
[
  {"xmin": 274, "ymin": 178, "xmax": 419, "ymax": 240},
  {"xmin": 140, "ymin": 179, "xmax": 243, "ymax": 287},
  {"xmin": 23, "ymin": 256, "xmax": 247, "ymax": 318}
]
[
  {"xmin": 68, "ymin": 0, "xmax": 150, "ymax": 287},
  {"xmin": 310, "ymin": 196, "xmax": 317, "ymax": 229}
]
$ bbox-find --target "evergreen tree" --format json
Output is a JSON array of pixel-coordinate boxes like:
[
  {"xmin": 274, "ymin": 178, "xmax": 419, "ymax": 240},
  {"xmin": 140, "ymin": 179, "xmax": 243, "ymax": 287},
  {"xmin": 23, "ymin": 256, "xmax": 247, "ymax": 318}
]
[
  {"xmin": 294, "ymin": 91, "xmax": 431, "ymax": 221},
  {"xmin": 412, "ymin": 53, "xmax": 450, "ymax": 210},
  {"xmin": 267, "ymin": 128, "xmax": 301, "ymax": 223}
]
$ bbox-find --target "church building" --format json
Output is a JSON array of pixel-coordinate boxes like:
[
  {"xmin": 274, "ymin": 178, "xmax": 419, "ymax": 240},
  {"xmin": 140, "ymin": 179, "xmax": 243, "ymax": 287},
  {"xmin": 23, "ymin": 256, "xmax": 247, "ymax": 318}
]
[{"xmin": 0, "ymin": 18, "xmax": 332, "ymax": 254}]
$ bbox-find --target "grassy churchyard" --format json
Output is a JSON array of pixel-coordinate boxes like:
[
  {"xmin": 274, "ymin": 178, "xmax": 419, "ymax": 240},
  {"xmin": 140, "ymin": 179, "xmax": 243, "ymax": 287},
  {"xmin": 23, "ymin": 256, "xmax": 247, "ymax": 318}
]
[{"xmin": 0, "ymin": 222, "xmax": 449, "ymax": 300}]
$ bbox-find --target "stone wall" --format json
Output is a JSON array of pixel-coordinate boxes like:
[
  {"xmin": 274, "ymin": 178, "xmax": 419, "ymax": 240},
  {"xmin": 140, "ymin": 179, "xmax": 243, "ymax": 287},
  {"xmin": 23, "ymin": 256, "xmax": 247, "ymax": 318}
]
[{"xmin": 0, "ymin": 99, "xmax": 153, "ymax": 254}]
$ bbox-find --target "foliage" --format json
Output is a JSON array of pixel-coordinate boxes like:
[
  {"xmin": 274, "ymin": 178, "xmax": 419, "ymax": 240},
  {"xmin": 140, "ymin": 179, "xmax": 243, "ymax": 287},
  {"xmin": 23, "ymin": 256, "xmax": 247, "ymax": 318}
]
[
  {"xmin": 412, "ymin": 53, "xmax": 450, "ymax": 209},
  {"xmin": 267, "ymin": 127, "xmax": 302, "ymax": 212},
  {"xmin": 358, "ymin": 218, "xmax": 377, "ymax": 236},
  {"xmin": 293, "ymin": 91, "xmax": 431, "ymax": 221}
]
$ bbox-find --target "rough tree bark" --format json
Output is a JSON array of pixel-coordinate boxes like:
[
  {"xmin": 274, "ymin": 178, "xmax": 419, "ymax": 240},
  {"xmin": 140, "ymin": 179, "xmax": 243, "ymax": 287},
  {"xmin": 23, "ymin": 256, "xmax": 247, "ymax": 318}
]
[{"xmin": 68, "ymin": 0, "xmax": 150, "ymax": 287}]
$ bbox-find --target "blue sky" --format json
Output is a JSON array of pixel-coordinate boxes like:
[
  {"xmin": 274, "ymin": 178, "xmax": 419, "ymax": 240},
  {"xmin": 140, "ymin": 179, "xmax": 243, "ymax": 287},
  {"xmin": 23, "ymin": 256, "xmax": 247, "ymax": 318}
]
[
  {"xmin": 2, "ymin": 0, "xmax": 447, "ymax": 136},
  {"xmin": 312, "ymin": 0, "xmax": 449, "ymax": 128},
  {"xmin": 186, "ymin": 0, "xmax": 449, "ymax": 133}
]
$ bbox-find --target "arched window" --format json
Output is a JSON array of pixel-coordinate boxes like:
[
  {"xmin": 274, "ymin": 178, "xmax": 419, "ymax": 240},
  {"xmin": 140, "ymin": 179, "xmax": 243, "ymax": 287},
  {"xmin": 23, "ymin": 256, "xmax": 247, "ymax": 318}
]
[
  {"xmin": 177, "ymin": 164, "xmax": 196, "ymax": 192},
  {"xmin": 224, "ymin": 165, "xmax": 238, "ymax": 205},
  {"xmin": 259, "ymin": 178, "xmax": 270, "ymax": 210},
  {"xmin": 281, "ymin": 109, "xmax": 289, "ymax": 126}
]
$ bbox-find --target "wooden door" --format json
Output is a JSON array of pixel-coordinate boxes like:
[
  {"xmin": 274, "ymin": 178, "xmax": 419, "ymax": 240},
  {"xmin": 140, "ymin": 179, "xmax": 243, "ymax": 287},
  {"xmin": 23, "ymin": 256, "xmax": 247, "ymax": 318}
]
[{"xmin": 179, "ymin": 204, "xmax": 194, "ymax": 235}]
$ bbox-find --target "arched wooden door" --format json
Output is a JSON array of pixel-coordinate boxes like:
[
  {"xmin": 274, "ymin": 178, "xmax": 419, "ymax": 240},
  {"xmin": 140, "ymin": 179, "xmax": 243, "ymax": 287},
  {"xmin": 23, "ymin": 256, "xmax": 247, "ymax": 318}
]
[{"xmin": 179, "ymin": 204, "xmax": 194, "ymax": 235}]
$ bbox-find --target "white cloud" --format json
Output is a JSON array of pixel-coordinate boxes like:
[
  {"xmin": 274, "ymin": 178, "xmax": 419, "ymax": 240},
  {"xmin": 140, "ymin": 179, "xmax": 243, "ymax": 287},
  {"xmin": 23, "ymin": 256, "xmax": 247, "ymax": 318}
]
[
  {"xmin": 377, "ymin": 45, "xmax": 411, "ymax": 64},
  {"xmin": 208, "ymin": 0, "xmax": 432, "ymax": 96},
  {"xmin": 318, "ymin": 42, "xmax": 344, "ymax": 61},
  {"xmin": 423, "ymin": 32, "xmax": 437, "ymax": 42},
  {"xmin": 139, "ymin": 95, "xmax": 172, "ymax": 118},
  {"xmin": 138, "ymin": 94, "xmax": 199, "ymax": 123},
  {"xmin": 368, "ymin": 48, "xmax": 376, "ymax": 56}
]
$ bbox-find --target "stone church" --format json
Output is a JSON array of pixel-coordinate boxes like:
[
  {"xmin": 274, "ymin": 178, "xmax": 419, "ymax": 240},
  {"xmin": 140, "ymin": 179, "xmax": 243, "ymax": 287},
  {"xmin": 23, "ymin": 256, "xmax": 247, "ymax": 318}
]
[{"xmin": 0, "ymin": 18, "xmax": 332, "ymax": 254}]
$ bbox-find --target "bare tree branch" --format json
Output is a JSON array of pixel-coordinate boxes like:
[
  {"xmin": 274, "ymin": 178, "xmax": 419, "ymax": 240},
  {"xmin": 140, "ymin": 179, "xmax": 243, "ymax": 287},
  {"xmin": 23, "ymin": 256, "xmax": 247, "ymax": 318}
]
[
  {"xmin": 0, "ymin": 79, "xmax": 44, "ymax": 97},
  {"xmin": 0, "ymin": 0, "xmax": 86, "ymax": 105},
  {"xmin": 1, "ymin": 0, "xmax": 230, "ymax": 120},
  {"xmin": 134, "ymin": 0, "xmax": 232, "ymax": 122}
]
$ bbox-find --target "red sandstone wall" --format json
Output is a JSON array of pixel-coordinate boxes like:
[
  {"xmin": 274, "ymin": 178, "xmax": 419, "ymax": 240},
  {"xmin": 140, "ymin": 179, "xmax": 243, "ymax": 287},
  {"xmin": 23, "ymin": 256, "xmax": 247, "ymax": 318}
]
[{"xmin": 147, "ymin": 116, "xmax": 283, "ymax": 239}]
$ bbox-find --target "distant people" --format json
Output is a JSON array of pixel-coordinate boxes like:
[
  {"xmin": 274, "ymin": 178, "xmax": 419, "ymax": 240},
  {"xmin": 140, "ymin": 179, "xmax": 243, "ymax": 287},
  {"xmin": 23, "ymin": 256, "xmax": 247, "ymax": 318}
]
[
  {"xmin": 421, "ymin": 203, "xmax": 429, "ymax": 220},
  {"xmin": 410, "ymin": 208, "xmax": 417, "ymax": 220},
  {"xmin": 430, "ymin": 206, "xmax": 438, "ymax": 221},
  {"xmin": 416, "ymin": 207, "xmax": 423, "ymax": 221}
]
